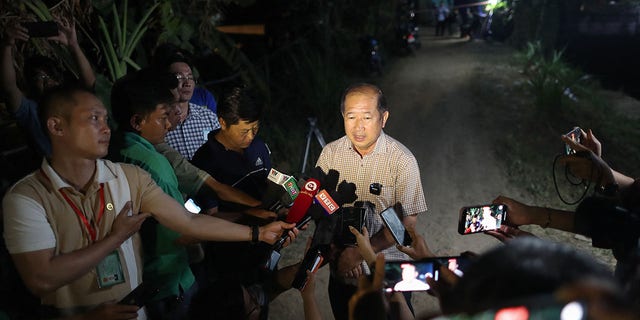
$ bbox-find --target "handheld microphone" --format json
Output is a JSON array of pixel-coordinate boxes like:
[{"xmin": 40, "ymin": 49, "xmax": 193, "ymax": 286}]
[
  {"xmin": 264, "ymin": 178, "xmax": 320, "ymax": 270},
  {"xmin": 285, "ymin": 178, "xmax": 320, "ymax": 223}
]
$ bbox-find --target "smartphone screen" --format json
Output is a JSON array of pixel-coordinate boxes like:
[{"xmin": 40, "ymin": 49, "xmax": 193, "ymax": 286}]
[
  {"xmin": 384, "ymin": 260, "xmax": 435, "ymax": 292},
  {"xmin": 384, "ymin": 256, "xmax": 470, "ymax": 292},
  {"xmin": 184, "ymin": 198, "xmax": 201, "ymax": 213},
  {"xmin": 564, "ymin": 127, "xmax": 582, "ymax": 155},
  {"xmin": 458, "ymin": 204, "xmax": 507, "ymax": 235},
  {"xmin": 380, "ymin": 206, "xmax": 411, "ymax": 246}
]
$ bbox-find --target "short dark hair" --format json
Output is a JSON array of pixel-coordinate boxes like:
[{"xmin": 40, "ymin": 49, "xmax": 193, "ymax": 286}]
[
  {"xmin": 110, "ymin": 68, "xmax": 178, "ymax": 132},
  {"xmin": 218, "ymin": 86, "xmax": 263, "ymax": 126},
  {"xmin": 37, "ymin": 84, "xmax": 94, "ymax": 137},
  {"xmin": 441, "ymin": 237, "xmax": 617, "ymax": 314},
  {"xmin": 340, "ymin": 83, "xmax": 387, "ymax": 114}
]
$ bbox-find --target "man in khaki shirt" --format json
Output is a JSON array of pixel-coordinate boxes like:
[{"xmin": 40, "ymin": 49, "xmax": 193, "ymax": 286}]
[{"xmin": 2, "ymin": 86, "xmax": 296, "ymax": 318}]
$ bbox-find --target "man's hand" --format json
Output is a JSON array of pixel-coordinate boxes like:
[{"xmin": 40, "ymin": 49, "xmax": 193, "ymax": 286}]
[
  {"xmin": 396, "ymin": 226, "xmax": 434, "ymax": 260},
  {"xmin": 336, "ymin": 246, "xmax": 363, "ymax": 277},
  {"xmin": 492, "ymin": 195, "xmax": 535, "ymax": 226},
  {"xmin": 580, "ymin": 128, "xmax": 602, "ymax": 157},
  {"xmin": 485, "ymin": 225, "xmax": 536, "ymax": 243},
  {"xmin": 3, "ymin": 23, "xmax": 29, "ymax": 46},
  {"xmin": 348, "ymin": 254, "xmax": 387, "ymax": 319},
  {"xmin": 110, "ymin": 202, "xmax": 149, "ymax": 243},
  {"xmin": 349, "ymin": 226, "xmax": 376, "ymax": 265},
  {"xmin": 259, "ymin": 221, "xmax": 297, "ymax": 245},
  {"xmin": 49, "ymin": 18, "xmax": 77, "ymax": 47},
  {"xmin": 80, "ymin": 302, "xmax": 139, "ymax": 320}
]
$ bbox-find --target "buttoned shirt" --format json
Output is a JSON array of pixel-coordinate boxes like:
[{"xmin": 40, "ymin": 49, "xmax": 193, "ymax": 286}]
[
  {"xmin": 165, "ymin": 103, "xmax": 220, "ymax": 160},
  {"xmin": 315, "ymin": 132, "xmax": 428, "ymax": 261}
]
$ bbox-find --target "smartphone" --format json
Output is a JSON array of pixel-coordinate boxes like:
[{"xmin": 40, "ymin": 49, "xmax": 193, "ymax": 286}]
[
  {"xmin": 184, "ymin": 198, "xmax": 201, "ymax": 214},
  {"xmin": 384, "ymin": 256, "xmax": 469, "ymax": 292},
  {"xmin": 564, "ymin": 126, "xmax": 582, "ymax": 155},
  {"xmin": 118, "ymin": 283, "xmax": 160, "ymax": 307},
  {"xmin": 380, "ymin": 206, "xmax": 412, "ymax": 246},
  {"xmin": 23, "ymin": 21, "xmax": 59, "ymax": 38},
  {"xmin": 458, "ymin": 204, "xmax": 507, "ymax": 235},
  {"xmin": 291, "ymin": 249, "xmax": 324, "ymax": 290},
  {"xmin": 338, "ymin": 205, "xmax": 366, "ymax": 246}
]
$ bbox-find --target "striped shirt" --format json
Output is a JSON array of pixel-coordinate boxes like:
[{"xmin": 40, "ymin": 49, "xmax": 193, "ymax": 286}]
[
  {"xmin": 315, "ymin": 132, "xmax": 428, "ymax": 262},
  {"xmin": 165, "ymin": 103, "xmax": 220, "ymax": 160}
]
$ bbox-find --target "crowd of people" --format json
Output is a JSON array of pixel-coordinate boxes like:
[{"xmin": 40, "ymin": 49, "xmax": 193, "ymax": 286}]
[{"xmin": 1, "ymin": 17, "xmax": 640, "ymax": 320}]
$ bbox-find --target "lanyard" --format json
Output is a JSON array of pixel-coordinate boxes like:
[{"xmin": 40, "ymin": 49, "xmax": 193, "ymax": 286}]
[{"xmin": 59, "ymin": 183, "xmax": 105, "ymax": 242}]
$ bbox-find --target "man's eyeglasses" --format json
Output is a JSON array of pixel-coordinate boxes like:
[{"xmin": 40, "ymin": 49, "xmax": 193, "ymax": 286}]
[{"xmin": 175, "ymin": 74, "xmax": 196, "ymax": 84}]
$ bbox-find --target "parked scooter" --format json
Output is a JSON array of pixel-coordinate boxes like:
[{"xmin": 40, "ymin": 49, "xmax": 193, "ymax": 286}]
[{"xmin": 362, "ymin": 36, "xmax": 383, "ymax": 76}]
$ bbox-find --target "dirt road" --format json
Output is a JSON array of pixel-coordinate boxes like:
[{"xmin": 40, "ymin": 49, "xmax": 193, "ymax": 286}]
[{"xmin": 270, "ymin": 34, "xmax": 530, "ymax": 319}]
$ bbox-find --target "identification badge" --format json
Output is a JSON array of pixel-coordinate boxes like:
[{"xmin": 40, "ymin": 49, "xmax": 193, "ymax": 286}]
[{"xmin": 96, "ymin": 251, "xmax": 125, "ymax": 288}]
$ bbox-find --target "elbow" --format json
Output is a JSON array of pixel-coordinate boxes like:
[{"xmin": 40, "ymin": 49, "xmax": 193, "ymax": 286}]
[{"xmin": 24, "ymin": 276, "xmax": 59, "ymax": 297}]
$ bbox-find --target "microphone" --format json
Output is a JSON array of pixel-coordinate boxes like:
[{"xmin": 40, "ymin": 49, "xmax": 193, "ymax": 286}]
[
  {"xmin": 285, "ymin": 178, "xmax": 320, "ymax": 223},
  {"xmin": 264, "ymin": 178, "xmax": 320, "ymax": 270}
]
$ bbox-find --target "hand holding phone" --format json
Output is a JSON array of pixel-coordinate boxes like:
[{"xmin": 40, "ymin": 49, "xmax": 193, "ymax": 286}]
[
  {"xmin": 383, "ymin": 256, "xmax": 469, "ymax": 292},
  {"xmin": 458, "ymin": 204, "xmax": 507, "ymax": 235},
  {"xmin": 380, "ymin": 206, "xmax": 412, "ymax": 246}
]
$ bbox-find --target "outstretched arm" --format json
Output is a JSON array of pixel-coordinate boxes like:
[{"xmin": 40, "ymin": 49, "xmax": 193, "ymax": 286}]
[
  {"xmin": 0, "ymin": 23, "xmax": 28, "ymax": 113},
  {"xmin": 51, "ymin": 19, "xmax": 95, "ymax": 88}
]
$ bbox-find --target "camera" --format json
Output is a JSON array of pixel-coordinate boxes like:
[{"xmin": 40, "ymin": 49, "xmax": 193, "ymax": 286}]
[{"xmin": 575, "ymin": 196, "xmax": 640, "ymax": 262}]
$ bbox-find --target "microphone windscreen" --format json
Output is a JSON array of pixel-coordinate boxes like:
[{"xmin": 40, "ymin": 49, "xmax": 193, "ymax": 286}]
[
  {"xmin": 285, "ymin": 178, "xmax": 320, "ymax": 223},
  {"xmin": 335, "ymin": 180, "xmax": 358, "ymax": 206}
]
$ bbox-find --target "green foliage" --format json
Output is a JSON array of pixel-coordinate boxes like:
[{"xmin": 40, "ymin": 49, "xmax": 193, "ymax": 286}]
[
  {"xmin": 95, "ymin": 0, "xmax": 159, "ymax": 82},
  {"xmin": 515, "ymin": 41, "xmax": 594, "ymax": 113}
]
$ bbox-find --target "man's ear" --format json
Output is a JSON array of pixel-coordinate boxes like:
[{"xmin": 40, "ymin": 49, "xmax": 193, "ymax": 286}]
[
  {"xmin": 218, "ymin": 117, "xmax": 227, "ymax": 130},
  {"xmin": 47, "ymin": 116, "xmax": 64, "ymax": 137},
  {"xmin": 130, "ymin": 114, "xmax": 144, "ymax": 131},
  {"xmin": 381, "ymin": 110, "xmax": 389, "ymax": 128}
]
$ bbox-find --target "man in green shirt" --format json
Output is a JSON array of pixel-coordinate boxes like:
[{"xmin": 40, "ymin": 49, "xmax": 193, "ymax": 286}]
[{"xmin": 109, "ymin": 69, "xmax": 196, "ymax": 319}]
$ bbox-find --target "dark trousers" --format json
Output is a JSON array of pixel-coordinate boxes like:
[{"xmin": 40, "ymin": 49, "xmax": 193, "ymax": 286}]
[
  {"xmin": 328, "ymin": 276, "xmax": 413, "ymax": 320},
  {"xmin": 146, "ymin": 282, "xmax": 199, "ymax": 320}
]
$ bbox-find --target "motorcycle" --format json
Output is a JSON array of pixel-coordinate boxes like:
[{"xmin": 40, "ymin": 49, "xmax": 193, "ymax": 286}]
[{"xmin": 362, "ymin": 36, "xmax": 383, "ymax": 76}]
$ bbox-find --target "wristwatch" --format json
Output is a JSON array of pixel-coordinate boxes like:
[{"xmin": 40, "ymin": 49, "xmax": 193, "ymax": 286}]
[{"xmin": 250, "ymin": 225, "xmax": 260, "ymax": 244}]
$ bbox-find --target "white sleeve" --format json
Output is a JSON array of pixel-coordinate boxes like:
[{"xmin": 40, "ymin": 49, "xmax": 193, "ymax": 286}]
[{"xmin": 3, "ymin": 193, "xmax": 56, "ymax": 253}]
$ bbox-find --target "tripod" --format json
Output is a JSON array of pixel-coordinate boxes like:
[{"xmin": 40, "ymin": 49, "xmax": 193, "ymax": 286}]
[{"xmin": 301, "ymin": 117, "xmax": 326, "ymax": 174}]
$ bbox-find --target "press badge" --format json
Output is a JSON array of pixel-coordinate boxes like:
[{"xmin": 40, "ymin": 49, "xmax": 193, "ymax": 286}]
[{"xmin": 96, "ymin": 251, "xmax": 125, "ymax": 288}]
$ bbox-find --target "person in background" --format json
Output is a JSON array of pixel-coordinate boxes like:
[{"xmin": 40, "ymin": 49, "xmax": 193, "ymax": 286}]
[
  {"xmin": 1, "ymin": 19, "xmax": 96, "ymax": 157},
  {"xmin": 151, "ymin": 43, "xmax": 218, "ymax": 114},
  {"xmin": 159, "ymin": 54, "xmax": 219, "ymax": 160},
  {"xmin": 2, "ymin": 85, "xmax": 296, "ymax": 318}
]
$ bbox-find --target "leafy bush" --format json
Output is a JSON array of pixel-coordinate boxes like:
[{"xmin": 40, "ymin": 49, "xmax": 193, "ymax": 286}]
[{"xmin": 516, "ymin": 41, "xmax": 595, "ymax": 114}]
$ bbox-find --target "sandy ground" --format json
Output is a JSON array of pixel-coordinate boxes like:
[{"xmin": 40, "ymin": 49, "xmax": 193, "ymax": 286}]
[{"xmin": 269, "ymin": 29, "xmax": 622, "ymax": 319}]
